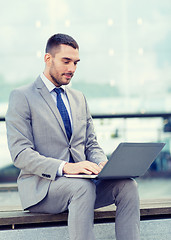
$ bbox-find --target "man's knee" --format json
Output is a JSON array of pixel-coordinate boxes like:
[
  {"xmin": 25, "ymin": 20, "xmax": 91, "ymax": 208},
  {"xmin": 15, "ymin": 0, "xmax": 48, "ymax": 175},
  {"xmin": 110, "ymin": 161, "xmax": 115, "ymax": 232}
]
[
  {"xmin": 124, "ymin": 179, "xmax": 139, "ymax": 199},
  {"xmin": 70, "ymin": 179, "xmax": 96, "ymax": 202},
  {"xmin": 115, "ymin": 179, "xmax": 139, "ymax": 204}
]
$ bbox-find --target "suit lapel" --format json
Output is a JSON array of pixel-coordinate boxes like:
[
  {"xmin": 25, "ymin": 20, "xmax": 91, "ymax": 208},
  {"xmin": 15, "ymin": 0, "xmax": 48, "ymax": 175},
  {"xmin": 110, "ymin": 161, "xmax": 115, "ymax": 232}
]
[
  {"xmin": 65, "ymin": 88, "xmax": 77, "ymax": 141},
  {"xmin": 34, "ymin": 77, "xmax": 68, "ymax": 140}
]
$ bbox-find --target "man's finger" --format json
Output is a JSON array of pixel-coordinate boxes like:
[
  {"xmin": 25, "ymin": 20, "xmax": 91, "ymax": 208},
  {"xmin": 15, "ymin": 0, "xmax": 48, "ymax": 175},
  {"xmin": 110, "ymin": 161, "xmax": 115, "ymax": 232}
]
[{"xmin": 83, "ymin": 162, "xmax": 101, "ymax": 174}]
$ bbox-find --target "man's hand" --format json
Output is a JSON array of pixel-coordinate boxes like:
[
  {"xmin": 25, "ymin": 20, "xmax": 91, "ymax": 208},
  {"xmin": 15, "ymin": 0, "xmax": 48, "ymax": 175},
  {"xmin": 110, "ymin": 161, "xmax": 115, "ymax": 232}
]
[
  {"xmin": 99, "ymin": 161, "xmax": 107, "ymax": 169},
  {"xmin": 63, "ymin": 161, "xmax": 102, "ymax": 175}
]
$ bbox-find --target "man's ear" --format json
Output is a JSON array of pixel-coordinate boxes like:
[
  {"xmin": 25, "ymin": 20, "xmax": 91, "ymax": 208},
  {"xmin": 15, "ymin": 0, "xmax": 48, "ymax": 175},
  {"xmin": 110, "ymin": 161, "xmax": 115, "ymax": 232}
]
[{"xmin": 44, "ymin": 53, "xmax": 52, "ymax": 65}]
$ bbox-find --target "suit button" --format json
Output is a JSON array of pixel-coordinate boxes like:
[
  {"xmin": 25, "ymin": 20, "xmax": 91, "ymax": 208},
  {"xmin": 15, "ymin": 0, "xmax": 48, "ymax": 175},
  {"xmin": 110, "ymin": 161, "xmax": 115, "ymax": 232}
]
[
  {"xmin": 42, "ymin": 173, "xmax": 51, "ymax": 178},
  {"xmin": 69, "ymin": 145, "xmax": 71, "ymax": 149}
]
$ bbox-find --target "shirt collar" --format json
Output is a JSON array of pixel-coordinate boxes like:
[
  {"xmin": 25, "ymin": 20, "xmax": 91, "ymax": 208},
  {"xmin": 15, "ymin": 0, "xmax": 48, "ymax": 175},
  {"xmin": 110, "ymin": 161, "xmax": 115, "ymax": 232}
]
[{"xmin": 40, "ymin": 73, "xmax": 66, "ymax": 93}]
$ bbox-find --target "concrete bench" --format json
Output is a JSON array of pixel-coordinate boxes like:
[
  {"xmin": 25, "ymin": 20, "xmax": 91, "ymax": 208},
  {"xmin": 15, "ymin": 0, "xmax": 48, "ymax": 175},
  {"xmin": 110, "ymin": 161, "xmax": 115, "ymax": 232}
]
[{"xmin": 0, "ymin": 199, "xmax": 171, "ymax": 230}]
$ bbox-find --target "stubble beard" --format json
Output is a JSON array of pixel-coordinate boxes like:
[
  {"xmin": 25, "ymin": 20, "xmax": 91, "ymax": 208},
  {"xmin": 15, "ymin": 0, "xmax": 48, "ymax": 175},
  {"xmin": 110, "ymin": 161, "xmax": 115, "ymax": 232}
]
[{"xmin": 50, "ymin": 72, "xmax": 61, "ymax": 87}]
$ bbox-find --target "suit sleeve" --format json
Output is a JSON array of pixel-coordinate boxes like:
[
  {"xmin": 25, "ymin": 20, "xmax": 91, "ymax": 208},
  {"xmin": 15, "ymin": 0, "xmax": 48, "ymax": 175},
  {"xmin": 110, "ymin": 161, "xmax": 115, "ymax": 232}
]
[
  {"xmin": 5, "ymin": 89, "xmax": 63, "ymax": 181},
  {"xmin": 84, "ymin": 97, "xmax": 108, "ymax": 164}
]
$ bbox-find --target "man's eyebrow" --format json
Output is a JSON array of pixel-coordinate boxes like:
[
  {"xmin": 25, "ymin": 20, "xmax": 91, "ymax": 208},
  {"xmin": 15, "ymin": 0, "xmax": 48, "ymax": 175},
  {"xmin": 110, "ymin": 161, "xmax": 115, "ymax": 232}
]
[{"xmin": 62, "ymin": 57, "xmax": 80, "ymax": 63}]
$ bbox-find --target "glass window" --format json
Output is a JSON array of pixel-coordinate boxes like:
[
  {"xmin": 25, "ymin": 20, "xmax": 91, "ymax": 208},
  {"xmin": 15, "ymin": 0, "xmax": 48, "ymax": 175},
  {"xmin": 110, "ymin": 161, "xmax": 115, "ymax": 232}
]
[
  {"xmin": 0, "ymin": 0, "xmax": 170, "ymax": 115},
  {"xmin": 0, "ymin": 1, "xmax": 171, "ymax": 200}
]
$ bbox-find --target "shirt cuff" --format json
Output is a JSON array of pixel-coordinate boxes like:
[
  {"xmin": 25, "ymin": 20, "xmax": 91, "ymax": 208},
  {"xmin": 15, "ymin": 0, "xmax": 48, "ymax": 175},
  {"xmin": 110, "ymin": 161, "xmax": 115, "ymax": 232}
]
[{"xmin": 56, "ymin": 161, "xmax": 67, "ymax": 177}]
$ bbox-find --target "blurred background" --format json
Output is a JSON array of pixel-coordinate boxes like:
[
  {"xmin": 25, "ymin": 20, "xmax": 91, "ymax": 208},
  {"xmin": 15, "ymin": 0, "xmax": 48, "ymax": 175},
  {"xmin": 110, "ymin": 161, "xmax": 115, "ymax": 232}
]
[{"xmin": 0, "ymin": 0, "xmax": 171, "ymax": 207}]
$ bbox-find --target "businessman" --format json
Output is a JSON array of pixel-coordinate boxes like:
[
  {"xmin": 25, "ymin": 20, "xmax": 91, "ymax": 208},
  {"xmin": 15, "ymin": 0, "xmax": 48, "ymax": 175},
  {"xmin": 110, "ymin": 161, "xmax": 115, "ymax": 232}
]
[{"xmin": 6, "ymin": 33, "xmax": 140, "ymax": 240}]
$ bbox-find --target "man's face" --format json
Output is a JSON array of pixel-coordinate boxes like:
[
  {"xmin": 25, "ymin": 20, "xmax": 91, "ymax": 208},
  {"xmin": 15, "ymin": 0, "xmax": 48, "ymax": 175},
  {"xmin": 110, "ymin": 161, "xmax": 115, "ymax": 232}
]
[{"xmin": 45, "ymin": 44, "xmax": 80, "ymax": 87}]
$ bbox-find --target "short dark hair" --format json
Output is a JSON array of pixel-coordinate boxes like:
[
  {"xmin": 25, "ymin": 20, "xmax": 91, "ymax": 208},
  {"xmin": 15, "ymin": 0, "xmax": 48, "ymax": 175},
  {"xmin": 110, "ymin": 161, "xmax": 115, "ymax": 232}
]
[{"xmin": 45, "ymin": 33, "xmax": 79, "ymax": 54}]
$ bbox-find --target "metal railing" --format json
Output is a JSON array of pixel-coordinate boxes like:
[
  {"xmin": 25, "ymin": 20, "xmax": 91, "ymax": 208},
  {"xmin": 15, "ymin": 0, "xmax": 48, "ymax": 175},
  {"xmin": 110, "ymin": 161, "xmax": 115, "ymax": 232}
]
[
  {"xmin": 1, "ymin": 112, "xmax": 171, "ymax": 121},
  {"xmin": 92, "ymin": 112, "xmax": 171, "ymax": 119}
]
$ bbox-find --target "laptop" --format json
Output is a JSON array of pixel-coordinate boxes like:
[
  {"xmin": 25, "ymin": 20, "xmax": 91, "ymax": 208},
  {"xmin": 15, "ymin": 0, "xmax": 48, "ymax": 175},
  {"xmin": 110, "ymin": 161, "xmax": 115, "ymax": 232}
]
[{"xmin": 64, "ymin": 142, "xmax": 165, "ymax": 179}]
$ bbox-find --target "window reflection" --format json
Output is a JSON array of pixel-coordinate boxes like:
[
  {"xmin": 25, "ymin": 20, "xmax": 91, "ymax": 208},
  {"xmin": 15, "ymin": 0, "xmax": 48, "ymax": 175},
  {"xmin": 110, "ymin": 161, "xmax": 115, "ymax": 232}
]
[{"xmin": 0, "ymin": 0, "xmax": 170, "ymax": 115}]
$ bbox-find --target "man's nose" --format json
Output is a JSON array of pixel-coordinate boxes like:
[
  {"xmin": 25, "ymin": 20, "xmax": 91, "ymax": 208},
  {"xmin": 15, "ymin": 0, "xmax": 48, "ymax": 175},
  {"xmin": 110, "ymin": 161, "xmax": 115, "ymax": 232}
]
[{"xmin": 68, "ymin": 62, "xmax": 76, "ymax": 73}]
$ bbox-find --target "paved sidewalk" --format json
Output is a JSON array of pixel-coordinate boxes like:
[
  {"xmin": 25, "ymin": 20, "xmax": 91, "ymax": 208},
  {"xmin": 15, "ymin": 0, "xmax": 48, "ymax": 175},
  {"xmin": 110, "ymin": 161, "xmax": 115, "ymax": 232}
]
[{"xmin": 0, "ymin": 219, "xmax": 171, "ymax": 240}]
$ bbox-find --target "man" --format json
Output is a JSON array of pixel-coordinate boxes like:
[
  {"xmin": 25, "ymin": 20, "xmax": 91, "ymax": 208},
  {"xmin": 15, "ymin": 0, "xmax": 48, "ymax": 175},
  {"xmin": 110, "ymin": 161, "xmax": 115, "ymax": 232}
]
[{"xmin": 6, "ymin": 33, "xmax": 140, "ymax": 240}]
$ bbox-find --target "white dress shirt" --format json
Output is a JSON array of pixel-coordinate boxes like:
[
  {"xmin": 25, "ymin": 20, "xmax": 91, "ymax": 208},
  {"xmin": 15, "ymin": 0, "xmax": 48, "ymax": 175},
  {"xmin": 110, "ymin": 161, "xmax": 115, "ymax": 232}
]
[{"xmin": 40, "ymin": 73, "xmax": 72, "ymax": 176}]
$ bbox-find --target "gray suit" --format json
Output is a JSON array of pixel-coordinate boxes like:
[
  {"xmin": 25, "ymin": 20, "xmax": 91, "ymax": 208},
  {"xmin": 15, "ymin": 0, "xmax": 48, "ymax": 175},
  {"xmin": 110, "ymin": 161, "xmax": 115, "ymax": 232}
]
[
  {"xmin": 6, "ymin": 76, "xmax": 140, "ymax": 240},
  {"xmin": 5, "ymin": 76, "xmax": 107, "ymax": 209}
]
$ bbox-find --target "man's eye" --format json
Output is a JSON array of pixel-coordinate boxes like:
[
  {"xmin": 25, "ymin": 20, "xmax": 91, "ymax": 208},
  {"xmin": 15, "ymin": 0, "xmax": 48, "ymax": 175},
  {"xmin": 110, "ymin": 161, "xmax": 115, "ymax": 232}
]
[{"xmin": 64, "ymin": 61, "xmax": 69, "ymax": 64}]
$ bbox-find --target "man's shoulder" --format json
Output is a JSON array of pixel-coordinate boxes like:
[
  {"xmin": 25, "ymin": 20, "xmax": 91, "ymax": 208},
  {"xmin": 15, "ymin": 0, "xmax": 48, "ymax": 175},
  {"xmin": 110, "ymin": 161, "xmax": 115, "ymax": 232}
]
[
  {"xmin": 13, "ymin": 83, "xmax": 34, "ymax": 92},
  {"xmin": 10, "ymin": 76, "xmax": 42, "ymax": 95}
]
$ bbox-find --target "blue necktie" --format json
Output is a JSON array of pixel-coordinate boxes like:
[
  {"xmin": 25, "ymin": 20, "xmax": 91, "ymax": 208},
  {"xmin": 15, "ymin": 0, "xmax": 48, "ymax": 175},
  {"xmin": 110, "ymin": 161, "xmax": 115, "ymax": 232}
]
[
  {"xmin": 54, "ymin": 88, "xmax": 74, "ymax": 163},
  {"xmin": 54, "ymin": 88, "xmax": 72, "ymax": 141}
]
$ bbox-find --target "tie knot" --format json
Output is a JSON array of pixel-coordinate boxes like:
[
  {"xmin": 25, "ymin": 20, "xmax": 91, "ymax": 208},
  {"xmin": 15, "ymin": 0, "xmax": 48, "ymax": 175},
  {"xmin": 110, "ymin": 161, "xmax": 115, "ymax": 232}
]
[{"xmin": 54, "ymin": 88, "xmax": 63, "ymax": 95}]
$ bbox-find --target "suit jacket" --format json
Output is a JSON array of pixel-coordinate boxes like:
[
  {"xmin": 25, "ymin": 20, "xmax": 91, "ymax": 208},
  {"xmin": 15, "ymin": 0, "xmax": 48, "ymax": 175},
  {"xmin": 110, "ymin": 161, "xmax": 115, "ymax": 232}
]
[{"xmin": 5, "ymin": 76, "xmax": 107, "ymax": 209}]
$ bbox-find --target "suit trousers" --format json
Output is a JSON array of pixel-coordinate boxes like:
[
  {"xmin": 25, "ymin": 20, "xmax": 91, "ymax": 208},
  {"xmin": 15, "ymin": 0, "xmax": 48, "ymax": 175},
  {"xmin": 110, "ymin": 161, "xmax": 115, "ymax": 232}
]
[{"xmin": 28, "ymin": 177, "xmax": 140, "ymax": 240}]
